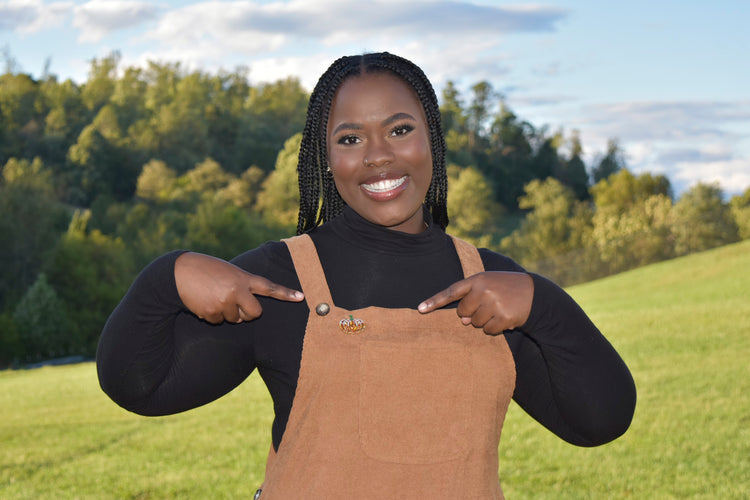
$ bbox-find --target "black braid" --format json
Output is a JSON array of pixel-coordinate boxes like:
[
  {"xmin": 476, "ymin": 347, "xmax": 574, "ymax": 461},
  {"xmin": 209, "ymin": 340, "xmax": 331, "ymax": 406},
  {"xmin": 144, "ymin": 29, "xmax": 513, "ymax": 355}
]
[{"xmin": 296, "ymin": 52, "xmax": 449, "ymax": 234}]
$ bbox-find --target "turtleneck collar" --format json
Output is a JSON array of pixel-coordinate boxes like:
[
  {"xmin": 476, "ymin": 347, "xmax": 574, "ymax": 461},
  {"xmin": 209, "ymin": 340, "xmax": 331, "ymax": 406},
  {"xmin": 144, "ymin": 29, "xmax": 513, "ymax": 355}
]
[{"xmin": 319, "ymin": 205, "xmax": 450, "ymax": 256}]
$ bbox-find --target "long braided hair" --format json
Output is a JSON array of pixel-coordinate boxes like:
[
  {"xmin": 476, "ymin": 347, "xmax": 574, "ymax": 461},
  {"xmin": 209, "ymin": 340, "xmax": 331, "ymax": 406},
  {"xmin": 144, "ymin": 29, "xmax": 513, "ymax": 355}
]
[{"xmin": 296, "ymin": 52, "xmax": 449, "ymax": 234}]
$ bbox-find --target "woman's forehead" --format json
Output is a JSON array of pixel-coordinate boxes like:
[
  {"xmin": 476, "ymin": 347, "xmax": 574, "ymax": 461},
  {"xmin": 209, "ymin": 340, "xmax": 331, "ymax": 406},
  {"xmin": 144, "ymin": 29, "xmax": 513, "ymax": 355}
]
[{"xmin": 328, "ymin": 72, "xmax": 425, "ymax": 123}]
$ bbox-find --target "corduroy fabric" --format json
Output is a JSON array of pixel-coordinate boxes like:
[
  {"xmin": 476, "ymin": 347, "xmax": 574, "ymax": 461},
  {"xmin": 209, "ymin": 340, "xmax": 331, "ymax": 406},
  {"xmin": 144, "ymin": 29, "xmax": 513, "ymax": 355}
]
[{"xmin": 260, "ymin": 234, "xmax": 515, "ymax": 499}]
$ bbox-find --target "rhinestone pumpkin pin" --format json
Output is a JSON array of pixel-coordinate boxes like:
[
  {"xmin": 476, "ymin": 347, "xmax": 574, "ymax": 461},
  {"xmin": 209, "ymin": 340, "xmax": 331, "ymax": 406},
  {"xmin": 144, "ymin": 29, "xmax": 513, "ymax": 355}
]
[{"xmin": 339, "ymin": 314, "xmax": 365, "ymax": 334}]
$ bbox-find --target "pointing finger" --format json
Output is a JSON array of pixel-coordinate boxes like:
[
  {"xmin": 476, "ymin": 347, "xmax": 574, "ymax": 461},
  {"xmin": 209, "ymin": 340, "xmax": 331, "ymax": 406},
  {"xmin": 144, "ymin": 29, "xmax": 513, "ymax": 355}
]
[
  {"xmin": 418, "ymin": 279, "xmax": 472, "ymax": 314},
  {"xmin": 247, "ymin": 275, "xmax": 304, "ymax": 302}
]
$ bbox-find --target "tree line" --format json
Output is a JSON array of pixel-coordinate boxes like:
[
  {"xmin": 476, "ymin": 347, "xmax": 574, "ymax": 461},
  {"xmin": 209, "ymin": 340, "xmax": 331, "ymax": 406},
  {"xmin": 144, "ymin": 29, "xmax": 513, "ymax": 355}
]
[{"xmin": 1, "ymin": 52, "xmax": 749, "ymax": 366}]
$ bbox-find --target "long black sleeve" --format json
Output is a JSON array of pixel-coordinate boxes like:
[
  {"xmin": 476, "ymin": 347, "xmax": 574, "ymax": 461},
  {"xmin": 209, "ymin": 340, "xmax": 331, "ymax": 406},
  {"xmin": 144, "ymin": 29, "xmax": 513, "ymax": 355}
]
[
  {"xmin": 97, "ymin": 250, "xmax": 274, "ymax": 416},
  {"xmin": 506, "ymin": 273, "xmax": 636, "ymax": 446}
]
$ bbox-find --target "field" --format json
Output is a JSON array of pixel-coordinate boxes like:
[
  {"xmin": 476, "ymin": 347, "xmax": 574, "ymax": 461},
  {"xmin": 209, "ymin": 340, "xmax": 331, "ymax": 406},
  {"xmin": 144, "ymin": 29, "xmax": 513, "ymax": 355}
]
[{"xmin": 2, "ymin": 240, "xmax": 749, "ymax": 499}]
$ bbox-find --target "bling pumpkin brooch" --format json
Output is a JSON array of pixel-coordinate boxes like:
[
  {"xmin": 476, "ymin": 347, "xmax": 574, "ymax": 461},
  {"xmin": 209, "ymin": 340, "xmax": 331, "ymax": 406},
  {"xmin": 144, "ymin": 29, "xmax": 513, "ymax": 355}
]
[{"xmin": 339, "ymin": 315, "xmax": 366, "ymax": 334}]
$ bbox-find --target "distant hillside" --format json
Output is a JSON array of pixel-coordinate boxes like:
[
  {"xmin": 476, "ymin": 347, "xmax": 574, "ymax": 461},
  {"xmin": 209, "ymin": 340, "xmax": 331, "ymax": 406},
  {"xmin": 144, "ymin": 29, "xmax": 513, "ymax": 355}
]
[{"xmin": 568, "ymin": 238, "xmax": 749, "ymax": 324}]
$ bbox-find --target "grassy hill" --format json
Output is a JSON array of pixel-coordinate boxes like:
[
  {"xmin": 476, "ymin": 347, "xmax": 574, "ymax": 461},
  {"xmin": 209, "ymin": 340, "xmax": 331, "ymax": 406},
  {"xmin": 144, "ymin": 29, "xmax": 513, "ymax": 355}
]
[
  {"xmin": 2, "ymin": 240, "xmax": 749, "ymax": 499},
  {"xmin": 499, "ymin": 239, "xmax": 750, "ymax": 499}
]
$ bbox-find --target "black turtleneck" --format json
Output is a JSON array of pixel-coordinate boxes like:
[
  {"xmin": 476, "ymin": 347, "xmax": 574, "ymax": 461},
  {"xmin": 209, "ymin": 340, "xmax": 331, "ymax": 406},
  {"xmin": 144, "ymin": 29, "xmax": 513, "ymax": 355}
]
[{"xmin": 97, "ymin": 206, "xmax": 635, "ymax": 452}]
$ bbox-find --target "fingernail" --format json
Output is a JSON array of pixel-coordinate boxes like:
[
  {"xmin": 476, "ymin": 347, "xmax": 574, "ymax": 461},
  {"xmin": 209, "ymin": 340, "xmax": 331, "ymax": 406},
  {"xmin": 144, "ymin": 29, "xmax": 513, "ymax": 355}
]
[
  {"xmin": 418, "ymin": 302, "xmax": 428, "ymax": 312},
  {"xmin": 293, "ymin": 291, "xmax": 304, "ymax": 300}
]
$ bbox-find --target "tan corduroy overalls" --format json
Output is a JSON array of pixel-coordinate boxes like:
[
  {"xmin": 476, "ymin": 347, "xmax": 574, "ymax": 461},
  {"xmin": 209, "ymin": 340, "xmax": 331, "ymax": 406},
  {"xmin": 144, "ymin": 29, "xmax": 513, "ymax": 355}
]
[{"xmin": 258, "ymin": 234, "xmax": 516, "ymax": 499}]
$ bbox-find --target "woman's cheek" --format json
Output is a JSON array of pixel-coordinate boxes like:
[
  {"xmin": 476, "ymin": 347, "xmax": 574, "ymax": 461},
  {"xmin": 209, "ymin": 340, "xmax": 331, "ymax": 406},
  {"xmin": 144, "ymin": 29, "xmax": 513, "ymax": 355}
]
[{"xmin": 332, "ymin": 151, "xmax": 363, "ymax": 175}]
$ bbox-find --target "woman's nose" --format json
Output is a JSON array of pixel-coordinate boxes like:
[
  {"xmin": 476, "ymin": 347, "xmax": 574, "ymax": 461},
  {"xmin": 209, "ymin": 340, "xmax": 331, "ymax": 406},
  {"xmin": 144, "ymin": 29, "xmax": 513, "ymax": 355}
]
[{"xmin": 363, "ymin": 138, "xmax": 394, "ymax": 167}]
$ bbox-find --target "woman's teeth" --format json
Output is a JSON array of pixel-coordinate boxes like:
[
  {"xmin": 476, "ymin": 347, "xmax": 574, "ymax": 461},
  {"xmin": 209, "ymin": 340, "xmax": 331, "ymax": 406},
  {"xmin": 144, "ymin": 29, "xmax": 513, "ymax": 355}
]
[{"xmin": 362, "ymin": 176, "xmax": 407, "ymax": 193}]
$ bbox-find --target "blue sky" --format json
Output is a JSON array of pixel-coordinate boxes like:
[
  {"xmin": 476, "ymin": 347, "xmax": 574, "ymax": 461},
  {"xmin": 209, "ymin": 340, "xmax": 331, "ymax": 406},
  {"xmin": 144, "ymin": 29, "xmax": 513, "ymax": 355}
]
[{"xmin": 2, "ymin": 0, "xmax": 749, "ymax": 197}]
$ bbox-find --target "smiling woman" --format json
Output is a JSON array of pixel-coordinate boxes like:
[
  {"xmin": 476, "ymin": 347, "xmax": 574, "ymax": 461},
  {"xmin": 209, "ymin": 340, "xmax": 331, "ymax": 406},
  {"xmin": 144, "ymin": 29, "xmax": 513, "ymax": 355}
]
[
  {"xmin": 295, "ymin": 53, "xmax": 450, "ymax": 235},
  {"xmin": 96, "ymin": 52, "xmax": 636, "ymax": 499},
  {"xmin": 326, "ymin": 73, "xmax": 433, "ymax": 233}
]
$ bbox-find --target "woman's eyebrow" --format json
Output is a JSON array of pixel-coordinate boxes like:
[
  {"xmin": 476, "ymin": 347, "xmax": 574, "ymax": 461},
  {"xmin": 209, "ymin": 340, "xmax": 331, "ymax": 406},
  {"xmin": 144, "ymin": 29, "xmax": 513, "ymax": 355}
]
[
  {"xmin": 332, "ymin": 122, "xmax": 362, "ymax": 136},
  {"xmin": 331, "ymin": 112, "xmax": 417, "ymax": 136},
  {"xmin": 381, "ymin": 112, "xmax": 416, "ymax": 128}
]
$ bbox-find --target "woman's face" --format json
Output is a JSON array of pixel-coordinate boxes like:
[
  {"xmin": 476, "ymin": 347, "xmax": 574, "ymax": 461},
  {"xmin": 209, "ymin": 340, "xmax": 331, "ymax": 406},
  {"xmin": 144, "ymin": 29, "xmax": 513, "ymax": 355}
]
[{"xmin": 326, "ymin": 72, "xmax": 433, "ymax": 234}]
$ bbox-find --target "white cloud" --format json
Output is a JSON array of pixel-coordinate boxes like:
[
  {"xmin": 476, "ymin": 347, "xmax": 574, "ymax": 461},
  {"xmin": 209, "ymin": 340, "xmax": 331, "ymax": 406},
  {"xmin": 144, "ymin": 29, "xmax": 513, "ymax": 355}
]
[
  {"xmin": 72, "ymin": 0, "xmax": 157, "ymax": 43},
  {"xmin": 0, "ymin": 1, "xmax": 39, "ymax": 31},
  {"xmin": 672, "ymin": 157, "xmax": 750, "ymax": 197},
  {"xmin": 508, "ymin": 93, "xmax": 575, "ymax": 109},
  {"xmin": 0, "ymin": 0, "xmax": 72, "ymax": 33},
  {"xmin": 578, "ymin": 100, "xmax": 750, "ymax": 144},
  {"xmin": 619, "ymin": 142, "xmax": 748, "ymax": 196},
  {"xmin": 214, "ymin": 35, "xmax": 513, "ymax": 91},
  {"xmin": 656, "ymin": 145, "xmax": 733, "ymax": 165},
  {"xmin": 248, "ymin": 53, "xmax": 335, "ymax": 88},
  {"xmin": 133, "ymin": 0, "xmax": 565, "ymax": 74},
  {"xmin": 396, "ymin": 36, "xmax": 513, "ymax": 90}
]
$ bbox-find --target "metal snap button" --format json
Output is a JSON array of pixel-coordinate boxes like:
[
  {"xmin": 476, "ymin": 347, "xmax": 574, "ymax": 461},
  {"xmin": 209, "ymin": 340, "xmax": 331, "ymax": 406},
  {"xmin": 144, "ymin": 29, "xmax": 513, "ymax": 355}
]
[{"xmin": 315, "ymin": 303, "xmax": 330, "ymax": 316}]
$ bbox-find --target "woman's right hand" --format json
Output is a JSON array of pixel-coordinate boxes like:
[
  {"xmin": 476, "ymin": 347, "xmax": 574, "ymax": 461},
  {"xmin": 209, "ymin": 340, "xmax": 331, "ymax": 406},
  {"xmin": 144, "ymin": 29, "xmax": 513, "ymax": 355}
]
[{"xmin": 174, "ymin": 252, "xmax": 304, "ymax": 324}]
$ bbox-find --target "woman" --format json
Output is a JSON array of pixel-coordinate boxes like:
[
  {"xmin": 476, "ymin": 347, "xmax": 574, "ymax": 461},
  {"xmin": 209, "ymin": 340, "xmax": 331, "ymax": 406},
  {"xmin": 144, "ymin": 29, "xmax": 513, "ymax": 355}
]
[{"xmin": 97, "ymin": 52, "xmax": 636, "ymax": 498}]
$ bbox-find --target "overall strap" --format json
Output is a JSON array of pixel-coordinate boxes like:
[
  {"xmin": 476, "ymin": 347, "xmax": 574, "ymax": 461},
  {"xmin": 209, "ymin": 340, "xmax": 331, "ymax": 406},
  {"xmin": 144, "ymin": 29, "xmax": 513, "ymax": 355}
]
[
  {"xmin": 282, "ymin": 234, "xmax": 334, "ymax": 309},
  {"xmin": 450, "ymin": 236, "xmax": 486, "ymax": 278}
]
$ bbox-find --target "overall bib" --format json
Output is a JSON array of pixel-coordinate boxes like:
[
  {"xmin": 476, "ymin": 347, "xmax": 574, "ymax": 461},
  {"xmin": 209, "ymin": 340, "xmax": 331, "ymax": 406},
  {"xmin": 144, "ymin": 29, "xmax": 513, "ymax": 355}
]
[{"xmin": 259, "ymin": 234, "xmax": 516, "ymax": 499}]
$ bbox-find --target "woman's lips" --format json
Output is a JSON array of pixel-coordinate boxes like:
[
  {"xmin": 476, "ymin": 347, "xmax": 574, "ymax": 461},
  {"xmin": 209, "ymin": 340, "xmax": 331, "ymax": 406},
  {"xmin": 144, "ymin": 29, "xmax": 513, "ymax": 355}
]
[{"xmin": 360, "ymin": 175, "xmax": 409, "ymax": 200}]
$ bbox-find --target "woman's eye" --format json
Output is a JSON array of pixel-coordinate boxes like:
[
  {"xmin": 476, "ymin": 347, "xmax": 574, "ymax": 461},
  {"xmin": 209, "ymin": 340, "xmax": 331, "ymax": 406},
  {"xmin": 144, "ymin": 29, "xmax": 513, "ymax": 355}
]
[
  {"xmin": 391, "ymin": 124, "xmax": 414, "ymax": 137},
  {"xmin": 338, "ymin": 134, "xmax": 360, "ymax": 145}
]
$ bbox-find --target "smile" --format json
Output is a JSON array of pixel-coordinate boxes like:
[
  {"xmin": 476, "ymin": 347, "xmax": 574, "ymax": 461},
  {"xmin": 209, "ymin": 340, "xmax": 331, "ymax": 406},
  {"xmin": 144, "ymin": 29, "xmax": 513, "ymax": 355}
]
[{"xmin": 361, "ymin": 176, "xmax": 407, "ymax": 193}]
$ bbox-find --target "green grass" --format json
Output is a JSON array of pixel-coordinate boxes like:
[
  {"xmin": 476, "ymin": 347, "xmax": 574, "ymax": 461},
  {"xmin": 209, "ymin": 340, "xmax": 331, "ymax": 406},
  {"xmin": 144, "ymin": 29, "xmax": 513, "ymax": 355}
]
[
  {"xmin": 2, "ymin": 240, "xmax": 749, "ymax": 499},
  {"xmin": 0, "ymin": 365, "xmax": 273, "ymax": 499}
]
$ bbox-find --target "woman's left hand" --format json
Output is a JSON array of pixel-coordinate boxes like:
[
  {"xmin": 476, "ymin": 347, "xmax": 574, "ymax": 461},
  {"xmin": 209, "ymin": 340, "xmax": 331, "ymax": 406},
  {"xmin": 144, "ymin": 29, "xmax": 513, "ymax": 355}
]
[{"xmin": 417, "ymin": 272, "xmax": 534, "ymax": 335}]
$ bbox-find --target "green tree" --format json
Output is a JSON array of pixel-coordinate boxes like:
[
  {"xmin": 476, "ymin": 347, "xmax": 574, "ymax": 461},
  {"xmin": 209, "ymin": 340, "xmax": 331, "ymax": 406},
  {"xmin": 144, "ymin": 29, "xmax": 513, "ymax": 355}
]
[
  {"xmin": 256, "ymin": 133, "xmax": 302, "ymax": 228},
  {"xmin": 238, "ymin": 77, "xmax": 308, "ymax": 172},
  {"xmin": 67, "ymin": 103, "xmax": 140, "ymax": 202},
  {"xmin": 673, "ymin": 183, "xmax": 739, "ymax": 255},
  {"xmin": 0, "ymin": 72, "xmax": 46, "ymax": 159},
  {"xmin": 151, "ymin": 72, "xmax": 211, "ymax": 172},
  {"xmin": 729, "ymin": 187, "xmax": 750, "ymax": 240},
  {"xmin": 13, "ymin": 273, "xmax": 68, "ymax": 362},
  {"xmin": 447, "ymin": 165, "xmax": 503, "ymax": 247},
  {"xmin": 143, "ymin": 61, "xmax": 180, "ymax": 111},
  {"xmin": 114, "ymin": 203, "xmax": 185, "ymax": 267},
  {"xmin": 184, "ymin": 157, "xmax": 232, "ymax": 193},
  {"xmin": 80, "ymin": 52, "xmax": 119, "ymax": 114},
  {"xmin": 0, "ymin": 158, "xmax": 69, "ymax": 309},
  {"xmin": 589, "ymin": 169, "xmax": 676, "ymax": 273},
  {"xmin": 591, "ymin": 169, "xmax": 671, "ymax": 216},
  {"xmin": 216, "ymin": 165, "xmax": 266, "ymax": 210},
  {"xmin": 0, "ymin": 311, "xmax": 22, "ymax": 367},
  {"xmin": 41, "ymin": 76, "xmax": 87, "ymax": 174},
  {"xmin": 44, "ymin": 210, "xmax": 135, "ymax": 355},
  {"xmin": 110, "ymin": 66, "xmax": 147, "ymax": 132},
  {"xmin": 590, "ymin": 193, "xmax": 676, "ymax": 272},
  {"xmin": 530, "ymin": 131, "xmax": 562, "ymax": 181},
  {"xmin": 184, "ymin": 199, "xmax": 282, "ymax": 260},
  {"xmin": 440, "ymin": 81, "xmax": 466, "ymax": 135},
  {"xmin": 170, "ymin": 157, "xmax": 233, "ymax": 206},
  {"xmin": 467, "ymin": 81, "xmax": 496, "ymax": 149},
  {"xmin": 487, "ymin": 102, "xmax": 534, "ymax": 209},
  {"xmin": 501, "ymin": 178, "xmax": 591, "ymax": 264},
  {"xmin": 555, "ymin": 130, "xmax": 590, "ymax": 200},
  {"xmin": 591, "ymin": 138, "xmax": 626, "ymax": 183},
  {"xmin": 441, "ymin": 82, "xmax": 472, "ymax": 167},
  {"xmin": 135, "ymin": 159, "xmax": 177, "ymax": 202},
  {"xmin": 205, "ymin": 68, "xmax": 251, "ymax": 174}
]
